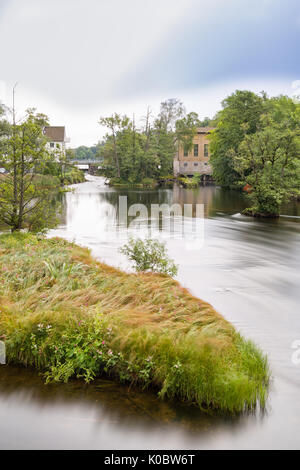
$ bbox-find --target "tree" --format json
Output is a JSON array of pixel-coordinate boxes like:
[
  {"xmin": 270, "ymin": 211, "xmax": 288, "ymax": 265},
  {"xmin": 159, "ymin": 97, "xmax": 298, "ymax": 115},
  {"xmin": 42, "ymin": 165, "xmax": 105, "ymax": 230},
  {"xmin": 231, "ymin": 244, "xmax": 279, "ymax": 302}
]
[
  {"xmin": 209, "ymin": 90, "xmax": 267, "ymax": 187},
  {"xmin": 71, "ymin": 143, "xmax": 104, "ymax": 161},
  {"xmin": 199, "ymin": 116, "xmax": 214, "ymax": 127},
  {"xmin": 99, "ymin": 100, "xmax": 201, "ymax": 182},
  {"xmin": 233, "ymin": 110, "xmax": 300, "ymax": 216},
  {"xmin": 158, "ymin": 98, "xmax": 185, "ymax": 132},
  {"xmin": 0, "ymin": 103, "xmax": 10, "ymax": 139},
  {"xmin": 0, "ymin": 108, "xmax": 60, "ymax": 232},
  {"xmin": 99, "ymin": 114, "xmax": 130, "ymax": 178},
  {"xmin": 175, "ymin": 112, "xmax": 200, "ymax": 154}
]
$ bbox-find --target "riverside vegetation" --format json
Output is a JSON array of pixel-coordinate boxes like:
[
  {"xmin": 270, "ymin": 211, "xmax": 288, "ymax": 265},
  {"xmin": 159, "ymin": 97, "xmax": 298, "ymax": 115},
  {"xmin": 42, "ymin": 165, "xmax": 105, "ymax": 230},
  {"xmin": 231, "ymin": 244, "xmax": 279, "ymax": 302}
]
[
  {"xmin": 97, "ymin": 92, "xmax": 300, "ymax": 216},
  {"xmin": 0, "ymin": 233, "xmax": 270, "ymax": 414},
  {"xmin": 0, "ymin": 105, "xmax": 84, "ymax": 232}
]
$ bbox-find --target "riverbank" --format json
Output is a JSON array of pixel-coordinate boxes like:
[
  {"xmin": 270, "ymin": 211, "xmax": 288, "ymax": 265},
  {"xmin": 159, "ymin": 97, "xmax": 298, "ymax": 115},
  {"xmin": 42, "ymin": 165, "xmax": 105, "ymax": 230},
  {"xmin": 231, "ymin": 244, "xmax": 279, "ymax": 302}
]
[
  {"xmin": 106, "ymin": 176, "xmax": 175, "ymax": 189},
  {"xmin": 105, "ymin": 175, "xmax": 214, "ymax": 189},
  {"xmin": 0, "ymin": 233, "xmax": 270, "ymax": 413}
]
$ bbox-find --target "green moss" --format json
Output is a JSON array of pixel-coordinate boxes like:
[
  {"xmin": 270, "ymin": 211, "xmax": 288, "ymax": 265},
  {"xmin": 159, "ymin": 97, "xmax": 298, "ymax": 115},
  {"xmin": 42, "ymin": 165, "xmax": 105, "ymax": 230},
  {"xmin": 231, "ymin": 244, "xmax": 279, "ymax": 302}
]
[{"xmin": 0, "ymin": 233, "xmax": 270, "ymax": 413}]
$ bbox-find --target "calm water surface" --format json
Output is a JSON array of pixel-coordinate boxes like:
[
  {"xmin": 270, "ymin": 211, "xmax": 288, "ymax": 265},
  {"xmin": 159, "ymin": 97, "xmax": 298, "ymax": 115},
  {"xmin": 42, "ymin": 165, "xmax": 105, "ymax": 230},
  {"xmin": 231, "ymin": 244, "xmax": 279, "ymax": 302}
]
[{"xmin": 1, "ymin": 175, "xmax": 300, "ymax": 449}]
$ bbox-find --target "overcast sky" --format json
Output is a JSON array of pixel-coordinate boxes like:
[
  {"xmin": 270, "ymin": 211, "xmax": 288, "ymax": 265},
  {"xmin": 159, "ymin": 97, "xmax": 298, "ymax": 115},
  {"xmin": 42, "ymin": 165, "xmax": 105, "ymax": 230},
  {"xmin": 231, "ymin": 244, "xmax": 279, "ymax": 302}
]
[{"xmin": 0, "ymin": 0, "xmax": 299, "ymax": 147}]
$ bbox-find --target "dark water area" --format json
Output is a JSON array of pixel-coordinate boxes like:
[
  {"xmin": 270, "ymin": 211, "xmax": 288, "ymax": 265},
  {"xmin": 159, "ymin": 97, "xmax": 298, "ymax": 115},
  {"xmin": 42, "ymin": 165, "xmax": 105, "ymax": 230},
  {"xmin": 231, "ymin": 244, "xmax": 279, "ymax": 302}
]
[
  {"xmin": 1, "ymin": 176, "xmax": 300, "ymax": 449},
  {"xmin": 0, "ymin": 366, "xmax": 247, "ymax": 450}
]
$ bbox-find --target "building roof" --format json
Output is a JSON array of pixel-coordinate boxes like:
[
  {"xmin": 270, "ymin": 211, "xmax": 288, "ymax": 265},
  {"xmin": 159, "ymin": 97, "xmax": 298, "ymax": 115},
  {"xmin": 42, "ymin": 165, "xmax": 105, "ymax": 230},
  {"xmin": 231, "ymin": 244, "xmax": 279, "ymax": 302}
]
[
  {"xmin": 197, "ymin": 127, "xmax": 215, "ymax": 134},
  {"xmin": 44, "ymin": 126, "xmax": 66, "ymax": 142}
]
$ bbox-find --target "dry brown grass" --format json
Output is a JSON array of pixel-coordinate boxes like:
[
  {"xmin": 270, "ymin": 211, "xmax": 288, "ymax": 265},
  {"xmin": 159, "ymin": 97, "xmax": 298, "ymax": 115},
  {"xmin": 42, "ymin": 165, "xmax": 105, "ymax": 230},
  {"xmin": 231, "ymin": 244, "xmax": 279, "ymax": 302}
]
[{"xmin": 0, "ymin": 233, "xmax": 270, "ymax": 412}]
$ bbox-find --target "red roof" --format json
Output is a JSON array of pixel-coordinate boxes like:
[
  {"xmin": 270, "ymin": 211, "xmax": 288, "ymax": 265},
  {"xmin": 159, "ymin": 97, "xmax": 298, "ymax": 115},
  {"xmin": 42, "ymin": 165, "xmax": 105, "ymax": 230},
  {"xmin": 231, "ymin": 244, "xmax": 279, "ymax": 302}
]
[{"xmin": 44, "ymin": 126, "xmax": 66, "ymax": 142}]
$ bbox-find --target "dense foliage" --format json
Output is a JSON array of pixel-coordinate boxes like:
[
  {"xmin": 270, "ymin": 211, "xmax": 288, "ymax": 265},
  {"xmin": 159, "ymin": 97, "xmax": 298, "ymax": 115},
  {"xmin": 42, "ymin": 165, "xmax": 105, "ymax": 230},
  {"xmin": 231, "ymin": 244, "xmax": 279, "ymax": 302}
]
[
  {"xmin": 43, "ymin": 149, "xmax": 85, "ymax": 185},
  {"xmin": 0, "ymin": 104, "xmax": 85, "ymax": 231},
  {"xmin": 209, "ymin": 90, "xmax": 267, "ymax": 188},
  {"xmin": 0, "ymin": 108, "xmax": 61, "ymax": 232},
  {"xmin": 209, "ymin": 91, "xmax": 300, "ymax": 216},
  {"xmin": 99, "ymin": 99, "xmax": 202, "ymax": 184},
  {"xmin": 70, "ymin": 143, "xmax": 104, "ymax": 161}
]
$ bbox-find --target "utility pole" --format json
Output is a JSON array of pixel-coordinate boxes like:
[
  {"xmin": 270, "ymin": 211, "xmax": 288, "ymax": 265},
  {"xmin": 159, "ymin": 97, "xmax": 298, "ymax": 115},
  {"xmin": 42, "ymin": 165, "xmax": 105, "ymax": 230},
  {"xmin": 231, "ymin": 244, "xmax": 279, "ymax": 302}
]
[
  {"xmin": 12, "ymin": 82, "xmax": 18, "ymax": 126},
  {"xmin": 12, "ymin": 82, "xmax": 18, "ymax": 231}
]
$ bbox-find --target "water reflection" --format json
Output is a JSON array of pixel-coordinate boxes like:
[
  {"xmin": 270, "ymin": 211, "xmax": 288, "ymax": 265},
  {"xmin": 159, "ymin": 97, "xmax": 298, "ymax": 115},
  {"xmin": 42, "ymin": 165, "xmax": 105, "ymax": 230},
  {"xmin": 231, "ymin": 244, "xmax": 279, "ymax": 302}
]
[
  {"xmin": 1, "ymin": 176, "xmax": 300, "ymax": 449},
  {"xmin": 0, "ymin": 366, "xmax": 260, "ymax": 450}
]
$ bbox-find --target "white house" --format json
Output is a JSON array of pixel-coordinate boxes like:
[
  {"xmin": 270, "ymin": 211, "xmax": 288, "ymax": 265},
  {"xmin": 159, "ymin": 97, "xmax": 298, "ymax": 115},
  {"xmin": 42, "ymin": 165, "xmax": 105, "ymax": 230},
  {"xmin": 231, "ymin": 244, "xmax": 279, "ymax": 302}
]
[{"xmin": 43, "ymin": 126, "xmax": 69, "ymax": 157}]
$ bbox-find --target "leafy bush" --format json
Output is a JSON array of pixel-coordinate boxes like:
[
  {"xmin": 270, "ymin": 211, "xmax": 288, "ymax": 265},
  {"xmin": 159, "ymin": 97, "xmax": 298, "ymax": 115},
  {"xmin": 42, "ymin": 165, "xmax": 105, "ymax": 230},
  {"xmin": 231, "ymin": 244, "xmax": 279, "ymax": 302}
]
[
  {"xmin": 120, "ymin": 237, "xmax": 178, "ymax": 276},
  {"xmin": 65, "ymin": 167, "xmax": 86, "ymax": 184},
  {"xmin": 141, "ymin": 178, "xmax": 157, "ymax": 188},
  {"xmin": 178, "ymin": 176, "xmax": 200, "ymax": 188}
]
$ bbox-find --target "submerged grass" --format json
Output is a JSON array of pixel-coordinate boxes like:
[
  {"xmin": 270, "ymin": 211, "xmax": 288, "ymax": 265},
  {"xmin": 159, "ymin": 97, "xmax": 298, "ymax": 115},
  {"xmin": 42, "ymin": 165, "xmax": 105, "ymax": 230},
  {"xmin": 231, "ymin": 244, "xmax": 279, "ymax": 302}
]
[{"xmin": 0, "ymin": 233, "xmax": 270, "ymax": 413}]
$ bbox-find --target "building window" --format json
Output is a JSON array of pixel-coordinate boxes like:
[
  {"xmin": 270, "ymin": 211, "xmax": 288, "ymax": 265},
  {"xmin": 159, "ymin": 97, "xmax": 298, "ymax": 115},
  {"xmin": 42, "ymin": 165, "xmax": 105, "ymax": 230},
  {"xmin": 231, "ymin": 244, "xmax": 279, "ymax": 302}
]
[
  {"xmin": 184, "ymin": 147, "xmax": 188, "ymax": 157},
  {"xmin": 204, "ymin": 144, "xmax": 209, "ymax": 157},
  {"xmin": 194, "ymin": 144, "xmax": 198, "ymax": 157},
  {"xmin": 50, "ymin": 142, "xmax": 55, "ymax": 148},
  {"xmin": 184, "ymin": 163, "xmax": 188, "ymax": 167},
  {"xmin": 194, "ymin": 163, "xmax": 198, "ymax": 166}
]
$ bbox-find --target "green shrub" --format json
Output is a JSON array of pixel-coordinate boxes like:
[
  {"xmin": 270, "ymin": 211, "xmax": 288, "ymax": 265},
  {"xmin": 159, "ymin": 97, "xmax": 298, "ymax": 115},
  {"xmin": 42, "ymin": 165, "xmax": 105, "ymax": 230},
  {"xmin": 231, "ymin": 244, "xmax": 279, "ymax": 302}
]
[{"xmin": 120, "ymin": 237, "xmax": 178, "ymax": 276}]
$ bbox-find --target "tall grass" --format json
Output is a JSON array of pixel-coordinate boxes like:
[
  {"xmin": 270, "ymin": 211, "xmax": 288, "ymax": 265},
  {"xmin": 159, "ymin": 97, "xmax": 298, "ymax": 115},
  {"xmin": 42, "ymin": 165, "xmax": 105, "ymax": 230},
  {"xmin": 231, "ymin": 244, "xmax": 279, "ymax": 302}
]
[{"xmin": 0, "ymin": 233, "xmax": 270, "ymax": 413}]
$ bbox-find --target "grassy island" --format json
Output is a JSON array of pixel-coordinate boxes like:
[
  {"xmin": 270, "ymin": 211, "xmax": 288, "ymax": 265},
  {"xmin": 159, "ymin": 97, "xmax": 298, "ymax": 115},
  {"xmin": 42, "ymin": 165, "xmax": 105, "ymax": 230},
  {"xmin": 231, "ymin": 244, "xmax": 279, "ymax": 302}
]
[{"xmin": 0, "ymin": 233, "xmax": 270, "ymax": 413}]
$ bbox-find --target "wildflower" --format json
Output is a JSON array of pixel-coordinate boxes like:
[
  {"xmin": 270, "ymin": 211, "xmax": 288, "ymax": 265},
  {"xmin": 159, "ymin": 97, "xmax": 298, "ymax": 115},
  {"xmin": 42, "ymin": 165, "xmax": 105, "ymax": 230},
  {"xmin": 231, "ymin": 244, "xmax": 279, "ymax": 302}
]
[
  {"xmin": 108, "ymin": 350, "xmax": 113, "ymax": 356},
  {"xmin": 102, "ymin": 340, "xmax": 105, "ymax": 345}
]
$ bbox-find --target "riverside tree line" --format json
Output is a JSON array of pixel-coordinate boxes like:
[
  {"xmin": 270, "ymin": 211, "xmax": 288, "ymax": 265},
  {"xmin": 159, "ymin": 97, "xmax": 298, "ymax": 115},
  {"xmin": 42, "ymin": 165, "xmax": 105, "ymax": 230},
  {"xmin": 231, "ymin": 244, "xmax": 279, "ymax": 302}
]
[
  {"xmin": 0, "ymin": 90, "xmax": 299, "ymax": 231},
  {"xmin": 98, "ymin": 99, "xmax": 210, "ymax": 185},
  {"xmin": 97, "ymin": 92, "xmax": 300, "ymax": 217}
]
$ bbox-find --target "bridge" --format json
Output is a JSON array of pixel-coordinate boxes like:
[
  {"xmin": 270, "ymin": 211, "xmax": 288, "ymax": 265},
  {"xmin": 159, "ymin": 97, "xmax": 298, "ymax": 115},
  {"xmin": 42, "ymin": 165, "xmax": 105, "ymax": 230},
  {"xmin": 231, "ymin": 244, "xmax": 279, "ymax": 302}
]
[{"xmin": 72, "ymin": 159, "xmax": 103, "ymax": 175}]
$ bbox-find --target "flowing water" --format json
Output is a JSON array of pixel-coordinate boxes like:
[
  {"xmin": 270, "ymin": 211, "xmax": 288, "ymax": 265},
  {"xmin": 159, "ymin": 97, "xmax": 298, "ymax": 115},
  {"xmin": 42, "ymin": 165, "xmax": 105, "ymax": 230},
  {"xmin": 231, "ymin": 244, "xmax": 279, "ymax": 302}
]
[{"xmin": 1, "ymin": 175, "xmax": 300, "ymax": 449}]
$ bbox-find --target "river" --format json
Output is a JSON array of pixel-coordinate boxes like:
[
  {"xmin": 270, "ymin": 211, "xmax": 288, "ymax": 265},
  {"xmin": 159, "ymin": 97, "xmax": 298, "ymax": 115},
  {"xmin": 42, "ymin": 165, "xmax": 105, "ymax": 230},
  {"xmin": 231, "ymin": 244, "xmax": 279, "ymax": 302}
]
[{"xmin": 0, "ymin": 175, "xmax": 300, "ymax": 449}]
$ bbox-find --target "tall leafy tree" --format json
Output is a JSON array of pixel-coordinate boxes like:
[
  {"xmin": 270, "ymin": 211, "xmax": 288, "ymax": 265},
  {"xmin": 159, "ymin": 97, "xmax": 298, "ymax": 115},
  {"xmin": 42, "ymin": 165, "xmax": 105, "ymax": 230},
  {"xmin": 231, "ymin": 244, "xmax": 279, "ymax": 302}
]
[
  {"xmin": 0, "ymin": 108, "xmax": 60, "ymax": 232},
  {"xmin": 233, "ymin": 105, "xmax": 300, "ymax": 216},
  {"xmin": 152, "ymin": 99, "xmax": 186, "ymax": 176},
  {"xmin": 209, "ymin": 90, "xmax": 266, "ymax": 187},
  {"xmin": 175, "ymin": 112, "xmax": 200, "ymax": 153},
  {"xmin": 99, "ymin": 114, "xmax": 130, "ymax": 178}
]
